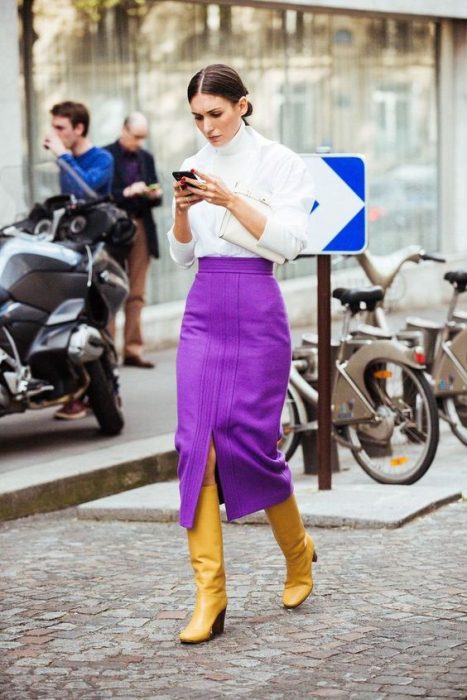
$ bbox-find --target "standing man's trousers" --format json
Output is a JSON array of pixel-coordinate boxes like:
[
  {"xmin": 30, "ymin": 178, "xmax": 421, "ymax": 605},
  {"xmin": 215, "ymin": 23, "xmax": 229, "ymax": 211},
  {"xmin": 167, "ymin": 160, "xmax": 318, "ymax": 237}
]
[{"xmin": 109, "ymin": 217, "xmax": 151, "ymax": 359}]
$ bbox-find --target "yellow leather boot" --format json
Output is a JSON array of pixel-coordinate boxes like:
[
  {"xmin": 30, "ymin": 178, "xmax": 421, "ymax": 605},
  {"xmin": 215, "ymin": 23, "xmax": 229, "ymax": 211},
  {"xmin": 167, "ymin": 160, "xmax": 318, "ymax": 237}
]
[
  {"xmin": 179, "ymin": 485, "xmax": 227, "ymax": 643},
  {"xmin": 266, "ymin": 494, "xmax": 317, "ymax": 609}
]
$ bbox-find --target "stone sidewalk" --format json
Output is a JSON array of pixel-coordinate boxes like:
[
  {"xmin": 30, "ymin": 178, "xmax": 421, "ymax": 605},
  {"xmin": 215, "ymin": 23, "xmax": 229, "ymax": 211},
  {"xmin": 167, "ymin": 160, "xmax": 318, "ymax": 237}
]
[{"xmin": 1, "ymin": 501, "xmax": 466, "ymax": 699}]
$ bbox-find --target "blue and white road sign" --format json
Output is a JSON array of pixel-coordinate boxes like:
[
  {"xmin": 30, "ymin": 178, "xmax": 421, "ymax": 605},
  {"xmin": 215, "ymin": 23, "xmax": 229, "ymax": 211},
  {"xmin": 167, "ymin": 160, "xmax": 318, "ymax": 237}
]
[{"xmin": 301, "ymin": 154, "xmax": 367, "ymax": 254}]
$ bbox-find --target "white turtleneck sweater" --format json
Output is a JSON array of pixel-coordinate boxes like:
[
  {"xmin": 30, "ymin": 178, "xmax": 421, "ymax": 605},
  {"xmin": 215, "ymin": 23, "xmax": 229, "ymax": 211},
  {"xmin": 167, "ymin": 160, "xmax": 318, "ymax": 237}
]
[{"xmin": 167, "ymin": 122, "xmax": 315, "ymax": 268}]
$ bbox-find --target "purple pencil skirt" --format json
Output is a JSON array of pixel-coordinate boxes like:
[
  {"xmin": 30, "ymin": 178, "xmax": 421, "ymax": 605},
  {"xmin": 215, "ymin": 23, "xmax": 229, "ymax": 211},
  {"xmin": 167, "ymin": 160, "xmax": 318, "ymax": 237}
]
[{"xmin": 175, "ymin": 256, "xmax": 294, "ymax": 528}]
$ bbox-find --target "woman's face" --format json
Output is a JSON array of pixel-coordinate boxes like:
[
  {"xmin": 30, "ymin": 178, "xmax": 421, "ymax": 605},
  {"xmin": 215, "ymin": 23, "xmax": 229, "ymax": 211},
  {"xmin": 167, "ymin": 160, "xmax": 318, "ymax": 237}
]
[{"xmin": 190, "ymin": 92, "xmax": 247, "ymax": 147}]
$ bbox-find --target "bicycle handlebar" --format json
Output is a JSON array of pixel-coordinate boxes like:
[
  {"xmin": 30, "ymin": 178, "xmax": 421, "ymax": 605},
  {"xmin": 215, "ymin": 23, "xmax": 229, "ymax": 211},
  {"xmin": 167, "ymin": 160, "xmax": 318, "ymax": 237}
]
[{"xmin": 420, "ymin": 252, "xmax": 446, "ymax": 264}]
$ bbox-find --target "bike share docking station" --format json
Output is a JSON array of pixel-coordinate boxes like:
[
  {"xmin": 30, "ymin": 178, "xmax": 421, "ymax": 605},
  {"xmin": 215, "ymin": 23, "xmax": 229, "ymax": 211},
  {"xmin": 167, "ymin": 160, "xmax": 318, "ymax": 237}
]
[{"xmin": 297, "ymin": 152, "xmax": 367, "ymax": 489}]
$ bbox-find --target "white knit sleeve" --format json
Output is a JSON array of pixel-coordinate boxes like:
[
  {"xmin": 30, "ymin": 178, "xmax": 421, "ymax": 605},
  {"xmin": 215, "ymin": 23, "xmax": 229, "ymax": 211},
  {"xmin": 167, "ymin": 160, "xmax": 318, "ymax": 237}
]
[
  {"xmin": 167, "ymin": 227, "xmax": 196, "ymax": 268},
  {"xmin": 166, "ymin": 158, "xmax": 197, "ymax": 268},
  {"xmin": 257, "ymin": 149, "xmax": 315, "ymax": 261}
]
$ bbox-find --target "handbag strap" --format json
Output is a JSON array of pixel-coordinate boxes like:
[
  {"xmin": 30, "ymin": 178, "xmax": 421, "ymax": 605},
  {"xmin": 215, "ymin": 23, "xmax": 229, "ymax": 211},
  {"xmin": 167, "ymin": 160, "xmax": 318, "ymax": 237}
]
[{"xmin": 233, "ymin": 182, "xmax": 272, "ymax": 208}]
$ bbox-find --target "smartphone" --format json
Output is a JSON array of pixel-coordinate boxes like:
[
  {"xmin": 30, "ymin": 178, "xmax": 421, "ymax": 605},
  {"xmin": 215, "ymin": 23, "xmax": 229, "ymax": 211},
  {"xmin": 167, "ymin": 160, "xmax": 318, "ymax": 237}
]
[{"xmin": 172, "ymin": 170, "xmax": 204, "ymax": 186}]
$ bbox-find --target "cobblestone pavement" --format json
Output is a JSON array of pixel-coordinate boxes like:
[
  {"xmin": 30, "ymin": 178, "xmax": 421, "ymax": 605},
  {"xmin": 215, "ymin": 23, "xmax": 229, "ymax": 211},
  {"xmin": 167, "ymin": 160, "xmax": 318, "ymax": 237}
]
[{"xmin": 1, "ymin": 502, "xmax": 466, "ymax": 700}]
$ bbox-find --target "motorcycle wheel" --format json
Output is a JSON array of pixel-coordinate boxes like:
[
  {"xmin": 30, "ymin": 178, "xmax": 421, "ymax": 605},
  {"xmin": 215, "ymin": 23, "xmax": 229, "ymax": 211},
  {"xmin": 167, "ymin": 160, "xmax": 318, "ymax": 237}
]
[
  {"xmin": 279, "ymin": 386, "xmax": 302, "ymax": 461},
  {"xmin": 442, "ymin": 395, "xmax": 467, "ymax": 446},
  {"xmin": 86, "ymin": 356, "xmax": 124, "ymax": 436},
  {"xmin": 343, "ymin": 360, "xmax": 439, "ymax": 484}
]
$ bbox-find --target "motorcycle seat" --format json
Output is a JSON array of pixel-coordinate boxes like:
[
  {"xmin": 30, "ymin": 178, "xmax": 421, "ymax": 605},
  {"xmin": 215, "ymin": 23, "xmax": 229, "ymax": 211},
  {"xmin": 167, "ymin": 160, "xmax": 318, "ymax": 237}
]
[{"xmin": 0, "ymin": 285, "xmax": 10, "ymax": 305}]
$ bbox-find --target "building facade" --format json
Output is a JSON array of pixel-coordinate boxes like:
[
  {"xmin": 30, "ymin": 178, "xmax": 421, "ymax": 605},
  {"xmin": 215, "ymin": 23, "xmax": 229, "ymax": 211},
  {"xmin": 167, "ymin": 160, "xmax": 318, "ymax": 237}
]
[{"xmin": 2, "ymin": 1, "xmax": 467, "ymax": 314}]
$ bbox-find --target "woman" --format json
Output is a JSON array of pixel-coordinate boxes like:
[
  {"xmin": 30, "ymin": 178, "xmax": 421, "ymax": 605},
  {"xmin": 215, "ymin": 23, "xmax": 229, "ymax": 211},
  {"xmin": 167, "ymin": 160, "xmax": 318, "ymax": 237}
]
[{"xmin": 168, "ymin": 64, "xmax": 317, "ymax": 644}]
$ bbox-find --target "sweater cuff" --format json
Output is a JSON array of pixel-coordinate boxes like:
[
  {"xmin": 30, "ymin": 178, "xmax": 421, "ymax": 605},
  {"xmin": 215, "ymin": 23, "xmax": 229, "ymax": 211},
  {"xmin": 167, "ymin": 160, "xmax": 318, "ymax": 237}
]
[
  {"xmin": 167, "ymin": 229, "xmax": 195, "ymax": 268},
  {"xmin": 257, "ymin": 218, "xmax": 304, "ymax": 261}
]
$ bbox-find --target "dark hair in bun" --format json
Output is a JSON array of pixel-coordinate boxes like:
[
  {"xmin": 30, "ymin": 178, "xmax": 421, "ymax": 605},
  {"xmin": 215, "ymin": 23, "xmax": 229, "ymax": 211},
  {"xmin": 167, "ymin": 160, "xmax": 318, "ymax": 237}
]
[{"xmin": 187, "ymin": 64, "xmax": 253, "ymax": 124}]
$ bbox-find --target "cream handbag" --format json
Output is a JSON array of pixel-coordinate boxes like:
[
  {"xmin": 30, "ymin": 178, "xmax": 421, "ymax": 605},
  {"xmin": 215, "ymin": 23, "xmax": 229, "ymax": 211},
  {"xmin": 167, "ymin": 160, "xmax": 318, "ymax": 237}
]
[{"xmin": 217, "ymin": 183, "xmax": 285, "ymax": 265}]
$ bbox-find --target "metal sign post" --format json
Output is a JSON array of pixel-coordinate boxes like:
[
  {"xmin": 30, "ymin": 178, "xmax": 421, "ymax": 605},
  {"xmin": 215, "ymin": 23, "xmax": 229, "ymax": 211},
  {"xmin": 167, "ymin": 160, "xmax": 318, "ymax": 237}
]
[
  {"xmin": 300, "ymin": 154, "xmax": 367, "ymax": 490},
  {"xmin": 316, "ymin": 254, "xmax": 332, "ymax": 490}
]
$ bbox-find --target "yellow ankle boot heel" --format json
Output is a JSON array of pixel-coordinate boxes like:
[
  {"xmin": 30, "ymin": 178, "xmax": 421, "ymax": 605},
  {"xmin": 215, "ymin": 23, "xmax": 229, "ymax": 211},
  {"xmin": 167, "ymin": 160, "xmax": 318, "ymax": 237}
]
[
  {"xmin": 266, "ymin": 494, "xmax": 317, "ymax": 609},
  {"xmin": 179, "ymin": 485, "xmax": 227, "ymax": 643}
]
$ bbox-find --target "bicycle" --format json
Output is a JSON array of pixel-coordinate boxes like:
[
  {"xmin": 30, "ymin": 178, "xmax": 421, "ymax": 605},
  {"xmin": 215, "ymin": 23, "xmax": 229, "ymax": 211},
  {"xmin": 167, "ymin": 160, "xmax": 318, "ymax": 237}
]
[
  {"xmin": 280, "ymin": 283, "xmax": 440, "ymax": 485},
  {"xmin": 356, "ymin": 246, "xmax": 467, "ymax": 446}
]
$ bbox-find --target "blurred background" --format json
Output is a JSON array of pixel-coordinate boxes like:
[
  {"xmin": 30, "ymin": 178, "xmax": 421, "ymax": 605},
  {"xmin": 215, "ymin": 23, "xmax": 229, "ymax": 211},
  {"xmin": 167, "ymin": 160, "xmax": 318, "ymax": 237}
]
[{"xmin": 1, "ymin": 0, "xmax": 466, "ymax": 308}]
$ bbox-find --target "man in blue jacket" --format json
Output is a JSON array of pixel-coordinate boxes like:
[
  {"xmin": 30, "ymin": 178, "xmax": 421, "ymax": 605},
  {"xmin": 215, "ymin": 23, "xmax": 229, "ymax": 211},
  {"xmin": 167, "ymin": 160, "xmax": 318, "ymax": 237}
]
[
  {"xmin": 43, "ymin": 101, "xmax": 113, "ymax": 199},
  {"xmin": 43, "ymin": 101, "xmax": 114, "ymax": 419},
  {"xmin": 104, "ymin": 113, "xmax": 162, "ymax": 368}
]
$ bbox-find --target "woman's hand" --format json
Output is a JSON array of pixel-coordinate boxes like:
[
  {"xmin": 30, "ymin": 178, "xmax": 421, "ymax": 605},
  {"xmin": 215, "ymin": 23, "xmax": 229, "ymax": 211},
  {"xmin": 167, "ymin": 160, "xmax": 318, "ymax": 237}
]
[
  {"xmin": 173, "ymin": 178, "xmax": 203, "ymax": 214},
  {"xmin": 185, "ymin": 169, "xmax": 268, "ymax": 240},
  {"xmin": 185, "ymin": 169, "xmax": 236, "ymax": 210}
]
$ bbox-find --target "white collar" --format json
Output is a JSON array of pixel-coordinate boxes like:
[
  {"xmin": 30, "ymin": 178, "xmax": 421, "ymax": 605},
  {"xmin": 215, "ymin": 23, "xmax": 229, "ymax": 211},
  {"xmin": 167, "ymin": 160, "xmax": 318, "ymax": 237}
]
[
  {"xmin": 193, "ymin": 125, "xmax": 275, "ymax": 168},
  {"xmin": 213, "ymin": 121, "xmax": 251, "ymax": 156}
]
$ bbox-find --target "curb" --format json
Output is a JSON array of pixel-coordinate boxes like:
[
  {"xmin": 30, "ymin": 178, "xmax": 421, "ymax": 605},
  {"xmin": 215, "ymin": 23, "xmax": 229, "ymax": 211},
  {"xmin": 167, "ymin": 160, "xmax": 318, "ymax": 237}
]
[
  {"xmin": 0, "ymin": 434, "xmax": 178, "ymax": 521},
  {"xmin": 77, "ymin": 480, "xmax": 463, "ymax": 529}
]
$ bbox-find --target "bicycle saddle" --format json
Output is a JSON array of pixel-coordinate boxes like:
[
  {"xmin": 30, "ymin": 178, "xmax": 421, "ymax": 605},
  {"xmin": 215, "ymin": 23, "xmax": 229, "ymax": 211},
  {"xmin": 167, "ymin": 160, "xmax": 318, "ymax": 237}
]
[
  {"xmin": 444, "ymin": 270, "xmax": 467, "ymax": 293},
  {"xmin": 333, "ymin": 285, "xmax": 384, "ymax": 314}
]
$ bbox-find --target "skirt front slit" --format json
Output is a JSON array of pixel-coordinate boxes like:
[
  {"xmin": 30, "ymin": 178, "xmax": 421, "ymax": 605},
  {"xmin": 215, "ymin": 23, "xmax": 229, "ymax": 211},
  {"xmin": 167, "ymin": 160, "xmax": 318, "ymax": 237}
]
[{"xmin": 175, "ymin": 256, "xmax": 293, "ymax": 528}]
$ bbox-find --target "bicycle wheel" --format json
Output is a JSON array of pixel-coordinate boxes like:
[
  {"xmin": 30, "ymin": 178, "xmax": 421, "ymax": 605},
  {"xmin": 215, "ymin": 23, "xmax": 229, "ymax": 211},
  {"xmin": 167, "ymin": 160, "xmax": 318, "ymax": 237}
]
[
  {"xmin": 442, "ymin": 395, "xmax": 467, "ymax": 446},
  {"xmin": 279, "ymin": 386, "xmax": 302, "ymax": 461},
  {"xmin": 343, "ymin": 360, "xmax": 439, "ymax": 484}
]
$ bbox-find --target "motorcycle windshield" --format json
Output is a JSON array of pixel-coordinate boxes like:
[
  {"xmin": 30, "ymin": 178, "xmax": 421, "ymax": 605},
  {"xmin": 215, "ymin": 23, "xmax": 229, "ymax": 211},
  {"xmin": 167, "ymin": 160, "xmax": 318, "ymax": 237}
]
[
  {"xmin": 0, "ymin": 160, "xmax": 99, "ymax": 231},
  {"xmin": 0, "ymin": 162, "xmax": 68, "ymax": 229}
]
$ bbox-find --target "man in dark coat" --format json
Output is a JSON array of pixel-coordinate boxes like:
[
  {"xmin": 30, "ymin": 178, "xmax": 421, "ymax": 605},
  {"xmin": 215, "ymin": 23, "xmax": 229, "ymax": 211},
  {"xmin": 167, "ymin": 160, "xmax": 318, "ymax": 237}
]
[{"xmin": 105, "ymin": 113, "xmax": 163, "ymax": 368}]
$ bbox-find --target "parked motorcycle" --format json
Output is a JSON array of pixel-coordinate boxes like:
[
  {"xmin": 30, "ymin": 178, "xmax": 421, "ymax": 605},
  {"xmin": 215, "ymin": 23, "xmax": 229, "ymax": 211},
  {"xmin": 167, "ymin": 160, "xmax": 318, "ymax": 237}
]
[{"xmin": 0, "ymin": 193, "xmax": 133, "ymax": 435}]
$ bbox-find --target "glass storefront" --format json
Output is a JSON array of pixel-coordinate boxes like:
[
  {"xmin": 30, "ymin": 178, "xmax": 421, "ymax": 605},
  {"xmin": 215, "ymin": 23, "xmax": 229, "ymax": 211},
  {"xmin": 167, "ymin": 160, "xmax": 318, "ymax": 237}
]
[{"xmin": 19, "ymin": 1, "xmax": 438, "ymax": 303}]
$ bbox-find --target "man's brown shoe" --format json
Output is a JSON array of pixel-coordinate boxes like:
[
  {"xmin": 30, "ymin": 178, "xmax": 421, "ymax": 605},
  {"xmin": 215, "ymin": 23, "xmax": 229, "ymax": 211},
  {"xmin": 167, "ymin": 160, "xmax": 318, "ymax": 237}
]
[
  {"xmin": 54, "ymin": 399, "xmax": 88, "ymax": 420},
  {"xmin": 123, "ymin": 355, "xmax": 155, "ymax": 369}
]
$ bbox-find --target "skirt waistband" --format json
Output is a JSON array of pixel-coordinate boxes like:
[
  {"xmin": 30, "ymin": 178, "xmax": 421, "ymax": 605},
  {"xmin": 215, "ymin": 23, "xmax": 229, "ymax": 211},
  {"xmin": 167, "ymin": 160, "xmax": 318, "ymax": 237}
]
[{"xmin": 197, "ymin": 256, "xmax": 274, "ymax": 275}]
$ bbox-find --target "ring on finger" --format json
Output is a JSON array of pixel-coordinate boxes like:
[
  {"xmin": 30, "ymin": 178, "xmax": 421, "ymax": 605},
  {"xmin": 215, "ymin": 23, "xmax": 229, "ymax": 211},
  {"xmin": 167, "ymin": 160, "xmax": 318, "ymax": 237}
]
[{"xmin": 197, "ymin": 182, "xmax": 208, "ymax": 191}]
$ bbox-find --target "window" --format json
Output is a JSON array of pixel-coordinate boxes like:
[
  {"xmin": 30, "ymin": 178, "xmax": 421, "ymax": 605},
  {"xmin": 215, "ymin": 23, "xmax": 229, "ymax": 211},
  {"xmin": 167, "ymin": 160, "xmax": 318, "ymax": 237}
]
[{"xmin": 22, "ymin": 1, "xmax": 438, "ymax": 302}]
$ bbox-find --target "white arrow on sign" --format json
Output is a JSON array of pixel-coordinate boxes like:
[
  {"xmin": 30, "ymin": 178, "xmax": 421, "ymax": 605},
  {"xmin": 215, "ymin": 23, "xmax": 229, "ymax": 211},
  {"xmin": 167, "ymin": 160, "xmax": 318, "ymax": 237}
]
[{"xmin": 302, "ymin": 156, "xmax": 365, "ymax": 253}]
